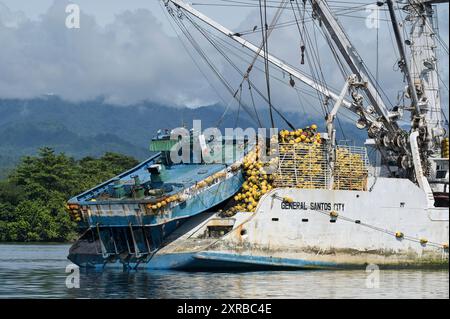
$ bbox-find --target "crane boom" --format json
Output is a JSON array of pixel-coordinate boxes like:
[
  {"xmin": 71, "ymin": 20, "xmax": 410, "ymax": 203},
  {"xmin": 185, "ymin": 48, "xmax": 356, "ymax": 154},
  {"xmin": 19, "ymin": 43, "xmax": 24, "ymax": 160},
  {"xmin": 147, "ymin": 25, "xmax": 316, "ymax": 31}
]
[
  {"xmin": 386, "ymin": 0, "xmax": 420, "ymax": 115},
  {"xmin": 163, "ymin": 0, "xmax": 365, "ymax": 117},
  {"xmin": 309, "ymin": 0, "xmax": 400, "ymax": 135}
]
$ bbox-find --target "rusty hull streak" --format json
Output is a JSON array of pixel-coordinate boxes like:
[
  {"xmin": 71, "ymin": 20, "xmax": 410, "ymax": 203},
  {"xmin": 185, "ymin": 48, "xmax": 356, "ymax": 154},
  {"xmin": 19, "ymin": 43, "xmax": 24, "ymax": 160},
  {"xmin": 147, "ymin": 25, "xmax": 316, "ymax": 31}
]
[{"xmin": 205, "ymin": 241, "xmax": 449, "ymax": 268}]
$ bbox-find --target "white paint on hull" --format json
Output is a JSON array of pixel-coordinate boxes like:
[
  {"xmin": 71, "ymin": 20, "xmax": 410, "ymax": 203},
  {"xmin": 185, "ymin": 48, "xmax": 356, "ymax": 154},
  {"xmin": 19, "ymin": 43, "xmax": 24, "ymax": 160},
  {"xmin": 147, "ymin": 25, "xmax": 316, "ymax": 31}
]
[{"xmin": 203, "ymin": 177, "xmax": 449, "ymax": 267}]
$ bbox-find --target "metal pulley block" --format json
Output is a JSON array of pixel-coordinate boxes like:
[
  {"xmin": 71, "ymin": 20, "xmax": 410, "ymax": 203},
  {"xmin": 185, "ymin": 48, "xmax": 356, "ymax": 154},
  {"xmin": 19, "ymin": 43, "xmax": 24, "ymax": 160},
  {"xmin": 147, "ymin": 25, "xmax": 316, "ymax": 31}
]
[
  {"xmin": 351, "ymin": 92, "xmax": 364, "ymax": 105},
  {"xmin": 365, "ymin": 105, "xmax": 376, "ymax": 114},
  {"xmin": 398, "ymin": 154, "xmax": 413, "ymax": 170},
  {"xmin": 356, "ymin": 118, "xmax": 368, "ymax": 130},
  {"xmin": 393, "ymin": 133, "xmax": 407, "ymax": 150},
  {"xmin": 367, "ymin": 121, "xmax": 382, "ymax": 138},
  {"xmin": 382, "ymin": 134, "xmax": 392, "ymax": 148}
]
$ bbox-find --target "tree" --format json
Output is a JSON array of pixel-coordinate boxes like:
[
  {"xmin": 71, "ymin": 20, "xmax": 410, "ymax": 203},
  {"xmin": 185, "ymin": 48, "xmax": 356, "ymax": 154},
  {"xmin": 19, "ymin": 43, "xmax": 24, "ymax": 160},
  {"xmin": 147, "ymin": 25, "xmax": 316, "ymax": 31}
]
[{"xmin": 0, "ymin": 147, "xmax": 139, "ymax": 242}]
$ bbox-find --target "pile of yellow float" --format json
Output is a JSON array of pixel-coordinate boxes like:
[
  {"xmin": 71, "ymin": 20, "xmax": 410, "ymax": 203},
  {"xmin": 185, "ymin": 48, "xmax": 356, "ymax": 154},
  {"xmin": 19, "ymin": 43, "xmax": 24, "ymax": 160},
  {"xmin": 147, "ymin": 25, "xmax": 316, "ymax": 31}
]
[
  {"xmin": 278, "ymin": 125, "xmax": 321, "ymax": 145},
  {"xmin": 275, "ymin": 125, "xmax": 326, "ymax": 189},
  {"xmin": 222, "ymin": 124, "xmax": 369, "ymax": 215},
  {"xmin": 223, "ymin": 145, "xmax": 275, "ymax": 215},
  {"xmin": 146, "ymin": 170, "xmax": 229, "ymax": 213},
  {"xmin": 147, "ymin": 194, "xmax": 181, "ymax": 211},
  {"xmin": 275, "ymin": 143, "xmax": 327, "ymax": 189},
  {"xmin": 333, "ymin": 148, "xmax": 368, "ymax": 191},
  {"xmin": 66, "ymin": 204, "xmax": 82, "ymax": 222}
]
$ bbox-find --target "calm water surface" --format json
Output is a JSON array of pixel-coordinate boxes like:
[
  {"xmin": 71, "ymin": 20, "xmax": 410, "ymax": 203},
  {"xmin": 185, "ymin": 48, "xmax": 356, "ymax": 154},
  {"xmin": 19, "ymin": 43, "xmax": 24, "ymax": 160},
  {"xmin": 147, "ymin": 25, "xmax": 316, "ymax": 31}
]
[{"xmin": 0, "ymin": 244, "xmax": 448, "ymax": 299}]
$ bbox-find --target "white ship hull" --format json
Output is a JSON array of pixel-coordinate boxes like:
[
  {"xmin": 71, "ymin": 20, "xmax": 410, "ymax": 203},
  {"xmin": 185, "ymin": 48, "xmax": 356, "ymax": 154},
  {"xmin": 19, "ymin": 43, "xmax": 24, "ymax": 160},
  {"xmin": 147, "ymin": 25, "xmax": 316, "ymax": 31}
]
[
  {"xmin": 197, "ymin": 177, "xmax": 449, "ymax": 268},
  {"xmin": 134, "ymin": 177, "xmax": 449, "ymax": 270}
]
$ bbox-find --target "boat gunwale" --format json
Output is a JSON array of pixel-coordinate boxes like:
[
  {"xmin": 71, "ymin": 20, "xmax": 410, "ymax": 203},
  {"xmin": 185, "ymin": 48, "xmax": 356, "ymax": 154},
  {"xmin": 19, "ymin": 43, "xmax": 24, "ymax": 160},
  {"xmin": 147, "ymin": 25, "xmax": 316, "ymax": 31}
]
[{"xmin": 68, "ymin": 152, "xmax": 161, "ymax": 204}]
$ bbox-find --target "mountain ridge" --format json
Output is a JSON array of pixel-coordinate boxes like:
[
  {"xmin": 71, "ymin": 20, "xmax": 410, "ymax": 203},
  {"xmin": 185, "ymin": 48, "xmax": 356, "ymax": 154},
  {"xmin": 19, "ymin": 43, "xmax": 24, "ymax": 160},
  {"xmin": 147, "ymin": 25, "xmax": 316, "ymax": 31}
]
[{"xmin": 0, "ymin": 96, "xmax": 366, "ymax": 179}]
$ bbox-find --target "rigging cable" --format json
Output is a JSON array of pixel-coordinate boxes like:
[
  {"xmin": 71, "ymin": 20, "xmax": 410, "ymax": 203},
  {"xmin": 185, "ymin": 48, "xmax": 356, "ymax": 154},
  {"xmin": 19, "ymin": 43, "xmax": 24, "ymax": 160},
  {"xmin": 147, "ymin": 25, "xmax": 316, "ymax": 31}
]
[
  {"xmin": 247, "ymin": 78, "xmax": 263, "ymax": 127},
  {"xmin": 160, "ymin": 1, "xmax": 235, "ymax": 112},
  {"xmin": 184, "ymin": 12, "xmax": 269, "ymax": 126},
  {"xmin": 205, "ymin": 17, "xmax": 344, "ymax": 123},
  {"xmin": 199, "ymin": 24, "xmax": 297, "ymax": 129},
  {"xmin": 291, "ymin": 2, "xmax": 328, "ymax": 118},
  {"xmin": 259, "ymin": 0, "xmax": 276, "ymax": 128},
  {"xmin": 172, "ymin": 11, "xmax": 261, "ymax": 127},
  {"xmin": 231, "ymin": 0, "xmax": 288, "ymax": 128},
  {"xmin": 235, "ymin": 84, "xmax": 243, "ymax": 127},
  {"xmin": 181, "ymin": 9, "xmax": 296, "ymax": 129}
]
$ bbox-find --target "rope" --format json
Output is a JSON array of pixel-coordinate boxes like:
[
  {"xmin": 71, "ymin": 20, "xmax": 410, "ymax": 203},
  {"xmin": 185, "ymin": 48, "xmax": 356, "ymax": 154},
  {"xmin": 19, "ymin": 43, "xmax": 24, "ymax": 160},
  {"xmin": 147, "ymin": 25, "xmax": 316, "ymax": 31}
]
[
  {"xmin": 312, "ymin": 208, "xmax": 447, "ymax": 249},
  {"xmin": 259, "ymin": 0, "xmax": 275, "ymax": 128},
  {"xmin": 234, "ymin": 84, "xmax": 243, "ymax": 127},
  {"xmin": 186, "ymin": 19, "xmax": 296, "ymax": 129},
  {"xmin": 174, "ymin": 12, "xmax": 262, "ymax": 127},
  {"xmin": 247, "ymin": 77, "xmax": 263, "ymax": 128}
]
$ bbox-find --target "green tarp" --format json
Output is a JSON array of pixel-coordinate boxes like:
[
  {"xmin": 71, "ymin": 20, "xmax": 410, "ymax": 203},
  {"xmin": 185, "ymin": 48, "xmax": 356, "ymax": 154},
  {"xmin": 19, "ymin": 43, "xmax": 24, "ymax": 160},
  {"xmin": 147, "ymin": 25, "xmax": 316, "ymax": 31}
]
[{"xmin": 149, "ymin": 139, "xmax": 178, "ymax": 152}]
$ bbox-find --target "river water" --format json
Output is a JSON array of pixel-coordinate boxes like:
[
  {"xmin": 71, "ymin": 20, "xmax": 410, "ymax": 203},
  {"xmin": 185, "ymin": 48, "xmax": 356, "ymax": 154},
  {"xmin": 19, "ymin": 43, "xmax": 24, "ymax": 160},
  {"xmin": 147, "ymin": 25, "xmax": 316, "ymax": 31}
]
[{"xmin": 0, "ymin": 244, "xmax": 448, "ymax": 299}]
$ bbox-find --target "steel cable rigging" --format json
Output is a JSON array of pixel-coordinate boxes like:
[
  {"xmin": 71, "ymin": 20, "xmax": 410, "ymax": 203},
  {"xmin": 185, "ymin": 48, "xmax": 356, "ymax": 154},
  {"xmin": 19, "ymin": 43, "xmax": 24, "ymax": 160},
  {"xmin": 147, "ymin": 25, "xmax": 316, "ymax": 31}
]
[
  {"xmin": 169, "ymin": 6, "xmax": 298, "ymax": 129},
  {"xmin": 259, "ymin": 0, "xmax": 276, "ymax": 128}
]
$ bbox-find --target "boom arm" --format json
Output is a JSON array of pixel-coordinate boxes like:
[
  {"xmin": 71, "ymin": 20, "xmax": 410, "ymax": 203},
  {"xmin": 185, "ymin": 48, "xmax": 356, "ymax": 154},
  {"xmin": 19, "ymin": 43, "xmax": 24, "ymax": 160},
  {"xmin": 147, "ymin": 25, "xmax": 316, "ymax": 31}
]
[
  {"xmin": 163, "ymin": 0, "xmax": 368, "ymax": 119},
  {"xmin": 309, "ymin": 0, "xmax": 400, "ymax": 135}
]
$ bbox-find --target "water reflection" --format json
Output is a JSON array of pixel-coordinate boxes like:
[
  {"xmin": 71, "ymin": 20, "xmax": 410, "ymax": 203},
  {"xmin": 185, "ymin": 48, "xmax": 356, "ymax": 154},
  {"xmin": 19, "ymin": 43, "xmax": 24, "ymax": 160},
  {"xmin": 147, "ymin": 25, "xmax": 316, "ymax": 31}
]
[{"xmin": 0, "ymin": 244, "xmax": 448, "ymax": 299}]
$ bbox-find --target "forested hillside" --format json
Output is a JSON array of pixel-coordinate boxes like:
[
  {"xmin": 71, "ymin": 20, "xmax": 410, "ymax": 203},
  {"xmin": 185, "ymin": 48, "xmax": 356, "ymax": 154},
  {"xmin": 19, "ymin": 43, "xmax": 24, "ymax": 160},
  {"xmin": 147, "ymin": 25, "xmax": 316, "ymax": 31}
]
[{"xmin": 0, "ymin": 148, "xmax": 138, "ymax": 242}]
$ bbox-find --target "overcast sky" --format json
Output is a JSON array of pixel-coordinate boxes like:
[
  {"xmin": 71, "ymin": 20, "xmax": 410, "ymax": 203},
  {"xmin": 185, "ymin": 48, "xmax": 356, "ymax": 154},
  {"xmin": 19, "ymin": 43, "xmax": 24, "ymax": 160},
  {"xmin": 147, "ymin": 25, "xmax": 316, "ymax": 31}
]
[{"xmin": 0, "ymin": 0, "xmax": 448, "ymax": 122}]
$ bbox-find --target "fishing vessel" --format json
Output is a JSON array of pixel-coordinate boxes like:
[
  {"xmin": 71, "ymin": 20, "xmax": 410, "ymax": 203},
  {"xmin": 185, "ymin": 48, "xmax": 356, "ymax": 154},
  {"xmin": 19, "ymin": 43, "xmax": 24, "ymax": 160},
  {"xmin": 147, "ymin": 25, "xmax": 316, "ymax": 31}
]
[
  {"xmin": 67, "ymin": 129, "xmax": 252, "ymax": 268},
  {"xmin": 68, "ymin": 0, "xmax": 449, "ymax": 270}
]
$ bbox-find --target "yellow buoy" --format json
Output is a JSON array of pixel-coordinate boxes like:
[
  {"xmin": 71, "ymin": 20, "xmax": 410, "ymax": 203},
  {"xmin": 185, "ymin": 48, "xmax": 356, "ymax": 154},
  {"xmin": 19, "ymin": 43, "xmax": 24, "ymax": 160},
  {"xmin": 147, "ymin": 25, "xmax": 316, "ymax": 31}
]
[
  {"xmin": 330, "ymin": 211, "xmax": 339, "ymax": 218},
  {"xmin": 282, "ymin": 196, "xmax": 294, "ymax": 203},
  {"xmin": 395, "ymin": 231, "xmax": 404, "ymax": 239}
]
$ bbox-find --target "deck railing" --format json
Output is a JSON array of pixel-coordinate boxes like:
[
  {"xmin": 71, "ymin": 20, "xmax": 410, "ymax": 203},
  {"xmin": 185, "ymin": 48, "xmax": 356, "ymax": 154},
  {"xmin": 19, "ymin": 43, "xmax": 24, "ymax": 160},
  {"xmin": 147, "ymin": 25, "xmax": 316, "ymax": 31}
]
[{"xmin": 273, "ymin": 143, "xmax": 369, "ymax": 191}]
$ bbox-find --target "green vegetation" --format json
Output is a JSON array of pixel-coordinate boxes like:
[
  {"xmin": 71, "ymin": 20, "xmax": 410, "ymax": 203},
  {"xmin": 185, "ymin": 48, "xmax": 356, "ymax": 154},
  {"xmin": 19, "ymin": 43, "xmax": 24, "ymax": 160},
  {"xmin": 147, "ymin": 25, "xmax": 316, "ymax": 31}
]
[{"xmin": 0, "ymin": 147, "xmax": 139, "ymax": 242}]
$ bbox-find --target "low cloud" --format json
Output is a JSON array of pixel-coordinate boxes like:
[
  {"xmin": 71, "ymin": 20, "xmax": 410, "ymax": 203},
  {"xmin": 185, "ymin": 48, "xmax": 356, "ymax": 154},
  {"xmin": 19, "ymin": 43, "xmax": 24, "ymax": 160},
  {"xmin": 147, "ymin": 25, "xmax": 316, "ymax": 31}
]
[
  {"xmin": 0, "ymin": 0, "xmax": 448, "ymax": 122},
  {"xmin": 0, "ymin": 0, "xmax": 218, "ymax": 106}
]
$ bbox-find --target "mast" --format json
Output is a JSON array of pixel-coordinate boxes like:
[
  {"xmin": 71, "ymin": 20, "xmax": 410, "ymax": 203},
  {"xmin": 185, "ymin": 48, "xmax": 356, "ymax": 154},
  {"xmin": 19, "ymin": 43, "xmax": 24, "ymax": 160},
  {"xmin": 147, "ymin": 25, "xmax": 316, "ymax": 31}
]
[
  {"xmin": 308, "ymin": 0, "xmax": 415, "ymax": 173},
  {"xmin": 309, "ymin": 0, "xmax": 401, "ymax": 136},
  {"xmin": 403, "ymin": 0, "xmax": 448, "ymax": 152},
  {"xmin": 386, "ymin": 0, "xmax": 420, "ymax": 115}
]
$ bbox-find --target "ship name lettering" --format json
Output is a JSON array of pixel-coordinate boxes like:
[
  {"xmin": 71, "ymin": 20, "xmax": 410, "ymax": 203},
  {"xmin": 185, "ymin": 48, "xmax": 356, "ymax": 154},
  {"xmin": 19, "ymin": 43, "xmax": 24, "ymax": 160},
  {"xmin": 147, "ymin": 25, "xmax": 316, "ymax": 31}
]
[
  {"xmin": 280, "ymin": 201, "xmax": 308, "ymax": 210},
  {"xmin": 281, "ymin": 201, "xmax": 345, "ymax": 211},
  {"xmin": 309, "ymin": 202, "xmax": 332, "ymax": 211}
]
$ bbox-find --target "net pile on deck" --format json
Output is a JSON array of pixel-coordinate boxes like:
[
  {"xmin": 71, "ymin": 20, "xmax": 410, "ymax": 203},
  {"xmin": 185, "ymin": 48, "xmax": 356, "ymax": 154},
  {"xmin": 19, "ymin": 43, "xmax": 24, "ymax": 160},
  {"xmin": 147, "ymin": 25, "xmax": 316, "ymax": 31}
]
[
  {"xmin": 221, "ymin": 144, "xmax": 276, "ymax": 216},
  {"xmin": 221, "ymin": 125, "xmax": 369, "ymax": 216},
  {"xmin": 274, "ymin": 125, "xmax": 327, "ymax": 189},
  {"xmin": 333, "ymin": 147, "xmax": 368, "ymax": 191},
  {"xmin": 221, "ymin": 125, "xmax": 321, "ymax": 216}
]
